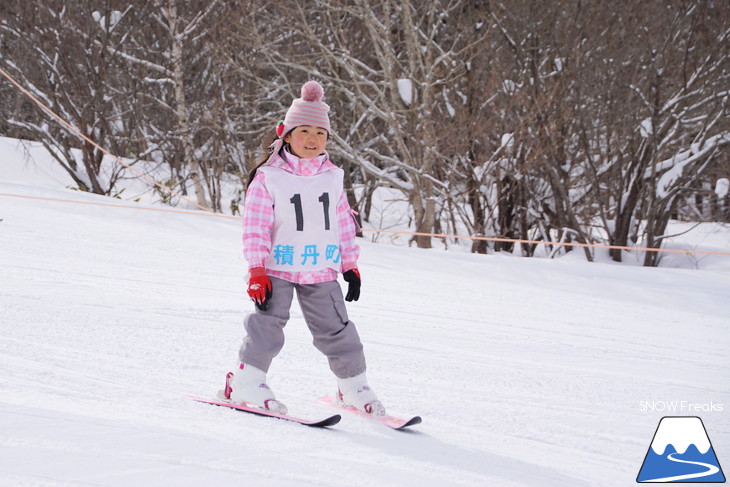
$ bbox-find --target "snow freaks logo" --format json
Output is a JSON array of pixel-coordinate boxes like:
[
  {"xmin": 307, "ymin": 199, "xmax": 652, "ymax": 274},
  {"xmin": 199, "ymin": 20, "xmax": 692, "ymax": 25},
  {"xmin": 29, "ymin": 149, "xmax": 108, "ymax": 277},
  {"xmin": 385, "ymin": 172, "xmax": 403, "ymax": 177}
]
[
  {"xmin": 637, "ymin": 416, "xmax": 726, "ymax": 483},
  {"xmin": 640, "ymin": 401, "xmax": 724, "ymax": 413}
]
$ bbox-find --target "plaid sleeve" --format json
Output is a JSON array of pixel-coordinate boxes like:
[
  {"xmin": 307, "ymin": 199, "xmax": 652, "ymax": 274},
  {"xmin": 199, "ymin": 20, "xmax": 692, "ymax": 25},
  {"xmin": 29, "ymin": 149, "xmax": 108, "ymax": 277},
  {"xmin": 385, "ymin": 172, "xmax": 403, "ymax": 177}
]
[
  {"xmin": 337, "ymin": 189, "xmax": 360, "ymax": 272},
  {"xmin": 242, "ymin": 171, "xmax": 274, "ymax": 269}
]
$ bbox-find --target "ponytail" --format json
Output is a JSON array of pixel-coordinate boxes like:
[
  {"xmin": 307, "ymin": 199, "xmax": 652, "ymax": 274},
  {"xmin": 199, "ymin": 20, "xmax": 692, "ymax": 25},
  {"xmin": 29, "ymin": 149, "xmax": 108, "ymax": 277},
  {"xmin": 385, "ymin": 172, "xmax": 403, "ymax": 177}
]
[{"xmin": 247, "ymin": 129, "xmax": 279, "ymax": 189}]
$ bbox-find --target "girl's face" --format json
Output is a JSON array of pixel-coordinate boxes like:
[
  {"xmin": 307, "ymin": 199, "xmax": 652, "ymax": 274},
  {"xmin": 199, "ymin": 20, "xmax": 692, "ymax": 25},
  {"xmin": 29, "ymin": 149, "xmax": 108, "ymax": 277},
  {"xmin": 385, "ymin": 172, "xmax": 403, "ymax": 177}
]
[{"xmin": 285, "ymin": 125, "xmax": 328, "ymax": 159}]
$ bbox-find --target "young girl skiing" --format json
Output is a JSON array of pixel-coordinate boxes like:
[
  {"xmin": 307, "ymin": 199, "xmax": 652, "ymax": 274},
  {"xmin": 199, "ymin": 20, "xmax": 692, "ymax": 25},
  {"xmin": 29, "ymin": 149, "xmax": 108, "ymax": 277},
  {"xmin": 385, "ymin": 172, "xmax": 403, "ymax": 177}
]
[{"xmin": 222, "ymin": 81, "xmax": 385, "ymax": 417}]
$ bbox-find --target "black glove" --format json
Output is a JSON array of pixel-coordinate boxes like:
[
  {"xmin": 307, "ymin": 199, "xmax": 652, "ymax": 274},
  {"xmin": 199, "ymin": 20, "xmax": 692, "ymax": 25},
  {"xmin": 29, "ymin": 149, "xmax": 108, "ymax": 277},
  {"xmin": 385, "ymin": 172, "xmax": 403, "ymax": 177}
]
[{"xmin": 343, "ymin": 269, "xmax": 361, "ymax": 302}]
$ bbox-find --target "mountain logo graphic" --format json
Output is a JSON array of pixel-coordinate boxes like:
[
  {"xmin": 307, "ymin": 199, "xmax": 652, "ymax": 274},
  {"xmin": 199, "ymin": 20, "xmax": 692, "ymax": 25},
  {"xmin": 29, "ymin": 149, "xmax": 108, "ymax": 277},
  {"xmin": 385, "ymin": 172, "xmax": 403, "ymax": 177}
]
[{"xmin": 637, "ymin": 416, "xmax": 725, "ymax": 483}]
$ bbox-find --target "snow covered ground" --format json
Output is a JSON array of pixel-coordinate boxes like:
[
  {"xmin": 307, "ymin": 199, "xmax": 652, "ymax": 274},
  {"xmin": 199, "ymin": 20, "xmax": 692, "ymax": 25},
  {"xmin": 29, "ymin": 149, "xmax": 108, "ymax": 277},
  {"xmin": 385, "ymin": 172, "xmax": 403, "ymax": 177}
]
[{"xmin": 1, "ymin": 138, "xmax": 729, "ymax": 486}]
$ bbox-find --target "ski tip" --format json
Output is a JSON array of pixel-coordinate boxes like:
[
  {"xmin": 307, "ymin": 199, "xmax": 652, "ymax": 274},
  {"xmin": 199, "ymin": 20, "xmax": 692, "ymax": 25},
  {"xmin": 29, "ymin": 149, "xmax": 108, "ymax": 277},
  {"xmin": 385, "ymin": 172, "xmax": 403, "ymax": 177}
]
[
  {"xmin": 393, "ymin": 416, "xmax": 422, "ymax": 430},
  {"xmin": 313, "ymin": 414, "xmax": 342, "ymax": 427}
]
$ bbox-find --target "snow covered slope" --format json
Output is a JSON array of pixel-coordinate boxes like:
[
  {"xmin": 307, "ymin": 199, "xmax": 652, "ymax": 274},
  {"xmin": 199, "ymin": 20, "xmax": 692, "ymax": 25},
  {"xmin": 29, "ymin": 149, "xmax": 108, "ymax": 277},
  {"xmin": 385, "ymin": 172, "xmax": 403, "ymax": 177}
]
[{"xmin": 1, "ymin": 146, "xmax": 729, "ymax": 486}]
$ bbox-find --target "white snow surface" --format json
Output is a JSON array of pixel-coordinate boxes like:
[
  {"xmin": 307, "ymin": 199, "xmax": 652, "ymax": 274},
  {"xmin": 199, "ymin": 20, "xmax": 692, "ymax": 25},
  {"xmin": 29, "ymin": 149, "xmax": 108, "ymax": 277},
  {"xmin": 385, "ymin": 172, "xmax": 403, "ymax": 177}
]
[{"xmin": 1, "ymin": 139, "xmax": 730, "ymax": 486}]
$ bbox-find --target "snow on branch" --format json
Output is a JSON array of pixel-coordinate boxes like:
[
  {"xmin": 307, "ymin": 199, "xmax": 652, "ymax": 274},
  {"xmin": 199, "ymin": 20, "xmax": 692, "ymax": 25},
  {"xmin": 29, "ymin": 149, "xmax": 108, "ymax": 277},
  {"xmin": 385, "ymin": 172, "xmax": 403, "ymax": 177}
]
[
  {"xmin": 651, "ymin": 132, "xmax": 730, "ymax": 197},
  {"xmin": 112, "ymin": 49, "xmax": 173, "ymax": 77}
]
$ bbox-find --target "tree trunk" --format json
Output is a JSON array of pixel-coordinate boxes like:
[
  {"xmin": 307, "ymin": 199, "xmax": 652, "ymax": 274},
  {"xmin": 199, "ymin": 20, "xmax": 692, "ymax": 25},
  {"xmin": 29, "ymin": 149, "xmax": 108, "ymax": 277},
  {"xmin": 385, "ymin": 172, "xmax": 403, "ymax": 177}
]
[{"xmin": 167, "ymin": 0, "xmax": 209, "ymax": 210}]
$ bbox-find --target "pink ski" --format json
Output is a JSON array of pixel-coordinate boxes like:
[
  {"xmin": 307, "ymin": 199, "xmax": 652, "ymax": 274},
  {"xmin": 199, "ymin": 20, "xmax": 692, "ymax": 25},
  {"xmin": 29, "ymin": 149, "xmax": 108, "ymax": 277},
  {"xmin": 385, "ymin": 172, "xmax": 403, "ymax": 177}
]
[
  {"xmin": 318, "ymin": 396, "xmax": 421, "ymax": 430},
  {"xmin": 188, "ymin": 396, "xmax": 341, "ymax": 428}
]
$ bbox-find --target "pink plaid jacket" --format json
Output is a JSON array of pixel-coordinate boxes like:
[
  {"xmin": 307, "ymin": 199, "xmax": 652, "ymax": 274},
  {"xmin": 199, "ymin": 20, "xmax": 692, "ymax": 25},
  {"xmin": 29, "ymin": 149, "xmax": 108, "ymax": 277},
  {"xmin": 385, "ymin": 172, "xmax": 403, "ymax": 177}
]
[{"xmin": 242, "ymin": 149, "xmax": 359, "ymax": 284}]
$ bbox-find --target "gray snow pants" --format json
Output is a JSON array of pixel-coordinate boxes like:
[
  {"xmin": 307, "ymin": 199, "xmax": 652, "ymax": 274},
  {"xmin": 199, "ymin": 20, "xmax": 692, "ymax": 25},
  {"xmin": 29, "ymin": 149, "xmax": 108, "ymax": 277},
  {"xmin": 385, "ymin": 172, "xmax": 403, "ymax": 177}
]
[{"xmin": 239, "ymin": 276, "xmax": 367, "ymax": 379}]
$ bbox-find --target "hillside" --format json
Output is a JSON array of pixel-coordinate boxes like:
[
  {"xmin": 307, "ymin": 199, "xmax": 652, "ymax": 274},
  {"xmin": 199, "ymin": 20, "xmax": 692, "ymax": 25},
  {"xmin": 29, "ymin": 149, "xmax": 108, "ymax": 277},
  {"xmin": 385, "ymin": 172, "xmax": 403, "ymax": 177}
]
[{"xmin": 1, "ymin": 139, "xmax": 729, "ymax": 486}]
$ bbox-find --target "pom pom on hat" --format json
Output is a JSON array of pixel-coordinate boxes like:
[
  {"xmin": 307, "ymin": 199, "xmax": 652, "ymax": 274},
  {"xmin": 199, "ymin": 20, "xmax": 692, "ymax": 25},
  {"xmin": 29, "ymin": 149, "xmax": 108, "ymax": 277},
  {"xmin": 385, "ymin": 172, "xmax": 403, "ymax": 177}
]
[
  {"xmin": 301, "ymin": 81, "xmax": 324, "ymax": 102},
  {"xmin": 278, "ymin": 80, "xmax": 331, "ymax": 138}
]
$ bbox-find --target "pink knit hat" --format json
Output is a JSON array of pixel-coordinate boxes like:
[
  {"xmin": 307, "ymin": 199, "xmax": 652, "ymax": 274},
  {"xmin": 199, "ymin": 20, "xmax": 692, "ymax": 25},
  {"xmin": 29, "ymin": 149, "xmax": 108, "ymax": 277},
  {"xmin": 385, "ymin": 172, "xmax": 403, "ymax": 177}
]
[{"xmin": 276, "ymin": 81, "xmax": 331, "ymax": 137}]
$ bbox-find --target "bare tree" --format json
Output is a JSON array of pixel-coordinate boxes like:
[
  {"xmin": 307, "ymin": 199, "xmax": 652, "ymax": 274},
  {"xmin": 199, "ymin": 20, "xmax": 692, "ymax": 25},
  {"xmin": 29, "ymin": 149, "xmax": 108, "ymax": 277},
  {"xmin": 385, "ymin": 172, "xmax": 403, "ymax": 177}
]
[
  {"xmin": 0, "ymin": 1, "xmax": 139, "ymax": 194},
  {"xmin": 110, "ymin": 0, "xmax": 227, "ymax": 210},
  {"xmin": 3, "ymin": 0, "xmax": 727, "ymax": 264},
  {"xmin": 574, "ymin": 1, "xmax": 730, "ymax": 264},
  {"xmin": 481, "ymin": 0, "xmax": 729, "ymax": 264},
  {"xmin": 248, "ymin": 0, "xmax": 491, "ymax": 248}
]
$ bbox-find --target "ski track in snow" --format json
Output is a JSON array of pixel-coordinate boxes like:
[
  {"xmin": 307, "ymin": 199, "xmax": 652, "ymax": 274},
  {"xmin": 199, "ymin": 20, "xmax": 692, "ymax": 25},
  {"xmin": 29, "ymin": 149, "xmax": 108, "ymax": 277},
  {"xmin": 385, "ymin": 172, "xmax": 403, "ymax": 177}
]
[{"xmin": 1, "ymin": 179, "xmax": 729, "ymax": 486}]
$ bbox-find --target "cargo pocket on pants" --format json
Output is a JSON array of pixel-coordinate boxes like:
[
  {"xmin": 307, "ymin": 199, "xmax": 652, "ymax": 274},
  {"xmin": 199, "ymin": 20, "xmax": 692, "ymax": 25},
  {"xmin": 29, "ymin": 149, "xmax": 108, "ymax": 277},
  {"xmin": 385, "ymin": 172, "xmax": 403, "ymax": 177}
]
[{"xmin": 330, "ymin": 291, "xmax": 349, "ymax": 324}]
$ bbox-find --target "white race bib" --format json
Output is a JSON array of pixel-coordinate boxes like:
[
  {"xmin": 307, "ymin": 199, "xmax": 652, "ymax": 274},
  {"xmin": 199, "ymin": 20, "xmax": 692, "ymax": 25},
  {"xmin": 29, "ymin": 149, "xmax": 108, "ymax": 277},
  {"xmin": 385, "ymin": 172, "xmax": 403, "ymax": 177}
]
[{"xmin": 260, "ymin": 167, "xmax": 344, "ymax": 272}]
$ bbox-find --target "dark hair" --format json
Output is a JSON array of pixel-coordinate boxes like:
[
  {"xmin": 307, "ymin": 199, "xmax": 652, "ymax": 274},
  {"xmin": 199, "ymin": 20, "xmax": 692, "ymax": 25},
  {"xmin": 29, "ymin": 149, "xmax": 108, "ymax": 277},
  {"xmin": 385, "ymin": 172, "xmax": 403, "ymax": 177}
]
[
  {"xmin": 247, "ymin": 126, "xmax": 330, "ymax": 188},
  {"xmin": 247, "ymin": 129, "xmax": 279, "ymax": 189}
]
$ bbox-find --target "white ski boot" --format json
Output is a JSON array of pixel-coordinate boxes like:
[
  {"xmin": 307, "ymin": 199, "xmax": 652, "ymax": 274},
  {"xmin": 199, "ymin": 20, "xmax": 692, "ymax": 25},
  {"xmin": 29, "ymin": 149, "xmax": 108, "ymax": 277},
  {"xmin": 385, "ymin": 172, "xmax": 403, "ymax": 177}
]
[
  {"xmin": 336, "ymin": 372, "xmax": 386, "ymax": 416},
  {"xmin": 222, "ymin": 363, "xmax": 288, "ymax": 415}
]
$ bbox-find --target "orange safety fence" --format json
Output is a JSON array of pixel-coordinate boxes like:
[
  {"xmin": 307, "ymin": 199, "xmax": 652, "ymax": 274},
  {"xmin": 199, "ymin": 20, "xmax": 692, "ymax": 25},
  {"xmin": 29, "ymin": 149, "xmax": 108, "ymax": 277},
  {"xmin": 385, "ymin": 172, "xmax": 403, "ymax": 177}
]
[
  {"xmin": 0, "ymin": 66, "xmax": 213, "ymax": 214},
  {"xmin": 2, "ymin": 191, "xmax": 729, "ymax": 257},
  {"xmin": 360, "ymin": 228, "xmax": 730, "ymax": 256},
  {"xmin": 2, "ymin": 66, "xmax": 729, "ymax": 258},
  {"xmin": 0, "ymin": 192, "xmax": 236, "ymax": 219}
]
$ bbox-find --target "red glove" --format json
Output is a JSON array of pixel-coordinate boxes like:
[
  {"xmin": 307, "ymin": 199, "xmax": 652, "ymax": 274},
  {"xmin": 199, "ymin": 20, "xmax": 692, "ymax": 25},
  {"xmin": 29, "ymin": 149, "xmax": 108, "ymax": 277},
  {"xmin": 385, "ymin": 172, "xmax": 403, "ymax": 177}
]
[{"xmin": 247, "ymin": 267, "xmax": 272, "ymax": 310}]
